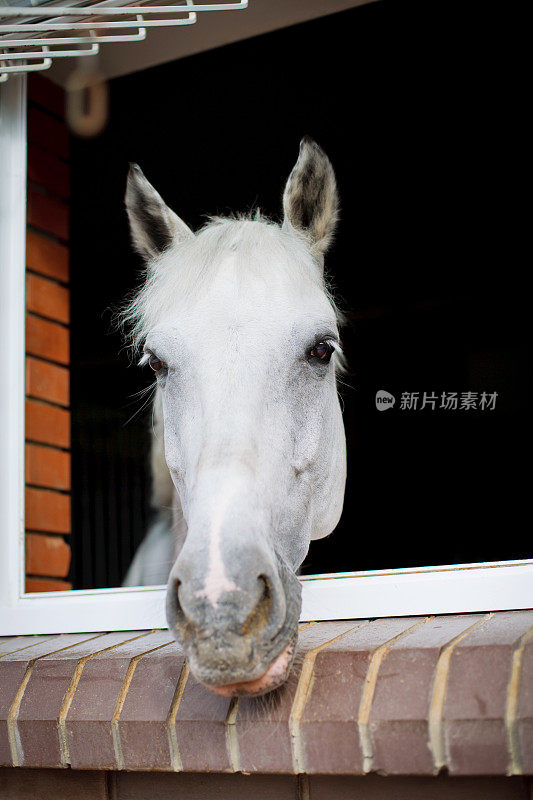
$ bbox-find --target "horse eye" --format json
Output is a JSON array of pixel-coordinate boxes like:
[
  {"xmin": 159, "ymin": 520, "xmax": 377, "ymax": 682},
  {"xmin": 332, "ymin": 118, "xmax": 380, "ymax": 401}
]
[
  {"xmin": 309, "ymin": 341, "xmax": 334, "ymax": 363},
  {"xmin": 148, "ymin": 354, "xmax": 166, "ymax": 372}
]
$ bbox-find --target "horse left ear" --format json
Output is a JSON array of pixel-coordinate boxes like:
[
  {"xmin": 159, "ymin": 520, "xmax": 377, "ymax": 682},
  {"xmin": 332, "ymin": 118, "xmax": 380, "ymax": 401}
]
[
  {"xmin": 282, "ymin": 137, "xmax": 339, "ymax": 257},
  {"xmin": 125, "ymin": 163, "xmax": 193, "ymax": 261}
]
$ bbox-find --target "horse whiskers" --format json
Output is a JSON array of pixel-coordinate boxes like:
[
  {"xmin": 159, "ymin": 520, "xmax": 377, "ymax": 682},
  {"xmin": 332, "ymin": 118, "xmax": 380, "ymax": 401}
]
[
  {"xmin": 122, "ymin": 384, "xmax": 157, "ymax": 427},
  {"xmin": 335, "ymin": 373, "xmax": 355, "ymax": 392},
  {"xmin": 236, "ymin": 649, "xmax": 305, "ymax": 723},
  {"xmin": 124, "ymin": 382, "xmax": 157, "ymax": 405}
]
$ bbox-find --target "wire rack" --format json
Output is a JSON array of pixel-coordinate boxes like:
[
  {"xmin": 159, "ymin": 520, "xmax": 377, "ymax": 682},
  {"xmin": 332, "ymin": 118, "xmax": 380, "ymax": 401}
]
[{"xmin": 0, "ymin": 0, "xmax": 248, "ymax": 81}]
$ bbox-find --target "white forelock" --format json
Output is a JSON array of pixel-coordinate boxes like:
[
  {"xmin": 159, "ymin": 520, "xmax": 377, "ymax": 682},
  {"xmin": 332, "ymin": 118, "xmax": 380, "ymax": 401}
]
[{"xmin": 120, "ymin": 215, "xmax": 344, "ymax": 357}]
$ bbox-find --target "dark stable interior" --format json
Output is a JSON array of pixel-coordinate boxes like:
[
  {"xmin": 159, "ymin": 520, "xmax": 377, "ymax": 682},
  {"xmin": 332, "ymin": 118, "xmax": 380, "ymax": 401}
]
[{"xmin": 69, "ymin": 0, "xmax": 530, "ymax": 588}]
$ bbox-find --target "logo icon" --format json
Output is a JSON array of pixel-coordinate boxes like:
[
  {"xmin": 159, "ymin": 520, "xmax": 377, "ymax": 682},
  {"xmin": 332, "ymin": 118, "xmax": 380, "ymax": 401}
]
[{"xmin": 375, "ymin": 390, "xmax": 395, "ymax": 411}]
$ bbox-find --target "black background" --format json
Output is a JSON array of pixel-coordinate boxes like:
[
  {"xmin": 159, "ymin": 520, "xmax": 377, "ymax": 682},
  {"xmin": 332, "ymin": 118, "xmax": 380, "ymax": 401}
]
[{"xmin": 70, "ymin": 0, "xmax": 530, "ymax": 588}]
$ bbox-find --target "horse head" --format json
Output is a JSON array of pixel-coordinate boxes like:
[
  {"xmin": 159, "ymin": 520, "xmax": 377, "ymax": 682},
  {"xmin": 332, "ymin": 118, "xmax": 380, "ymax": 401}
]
[{"xmin": 123, "ymin": 138, "xmax": 346, "ymax": 695}]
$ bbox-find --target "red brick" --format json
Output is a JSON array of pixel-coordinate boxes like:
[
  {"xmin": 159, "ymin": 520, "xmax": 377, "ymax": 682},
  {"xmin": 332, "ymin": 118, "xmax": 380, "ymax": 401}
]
[
  {"xmin": 0, "ymin": 635, "xmax": 102, "ymax": 767},
  {"xmin": 28, "ymin": 144, "xmax": 69, "ymax": 199},
  {"xmin": 369, "ymin": 615, "xmax": 488, "ymax": 775},
  {"xmin": 26, "ymin": 358, "xmax": 69, "ymax": 407},
  {"xmin": 66, "ymin": 632, "xmax": 175, "ymax": 770},
  {"xmin": 445, "ymin": 610, "xmax": 533, "ymax": 775},
  {"xmin": 25, "ymin": 578, "xmax": 72, "ymax": 593},
  {"xmin": 28, "ymin": 106, "xmax": 69, "ymax": 159},
  {"xmin": 25, "ymin": 399, "xmax": 70, "ymax": 448},
  {"xmin": 308, "ymin": 774, "xmax": 532, "ymax": 799},
  {"xmin": 26, "ymin": 315, "xmax": 69, "ymax": 365},
  {"xmin": 26, "ymin": 533, "xmax": 70, "ymax": 578},
  {"xmin": 16, "ymin": 633, "xmax": 144, "ymax": 767},
  {"xmin": 0, "ymin": 636, "xmax": 60, "ymax": 659},
  {"xmin": 25, "ymin": 487, "xmax": 70, "ymax": 534},
  {"xmin": 0, "ymin": 767, "xmax": 107, "ymax": 799},
  {"xmin": 117, "ymin": 638, "xmax": 184, "ymax": 771},
  {"xmin": 300, "ymin": 618, "xmax": 425, "ymax": 775},
  {"xmin": 236, "ymin": 621, "xmax": 359, "ymax": 774},
  {"xmin": 27, "ymin": 189, "xmax": 69, "ymax": 242},
  {"xmin": 26, "ymin": 231, "xmax": 69, "ymax": 283},
  {"xmin": 26, "ymin": 444, "xmax": 70, "ymax": 490},
  {"xmin": 28, "ymin": 74, "xmax": 65, "ymax": 118},
  {"xmin": 518, "ymin": 636, "xmax": 533, "ymax": 773},
  {"xmin": 174, "ymin": 670, "xmax": 232, "ymax": 772},
  {"xmin": 116, "ymin": 772, "xmax": 297, "ymax": 800},
  {"xmin": 27, "ymin": 273, "xmax": 69, "ymax": 324}
]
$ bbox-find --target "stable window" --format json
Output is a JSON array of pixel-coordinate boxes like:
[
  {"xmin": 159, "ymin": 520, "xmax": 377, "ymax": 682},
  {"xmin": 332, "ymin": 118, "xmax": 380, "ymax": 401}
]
[{"xmin": 1, "ymin": 1, "xmax": 531, "ymax": 635}]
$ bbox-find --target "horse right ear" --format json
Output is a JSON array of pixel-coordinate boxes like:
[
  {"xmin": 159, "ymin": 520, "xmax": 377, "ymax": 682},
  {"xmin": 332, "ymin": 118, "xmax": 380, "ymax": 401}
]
[
  {"xmin": 125, "ymin": 164, "xmax": 193, "ymax": 261},
  {"xmin": 282, "ymin": 137, "xmax": 338, "ymax": 258}
]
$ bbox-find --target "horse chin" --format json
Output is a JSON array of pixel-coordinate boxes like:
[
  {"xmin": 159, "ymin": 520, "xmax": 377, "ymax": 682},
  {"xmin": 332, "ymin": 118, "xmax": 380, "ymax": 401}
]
[{"xmin": 201, "ymin": 638, "xmax": 296, "ymax": 698}]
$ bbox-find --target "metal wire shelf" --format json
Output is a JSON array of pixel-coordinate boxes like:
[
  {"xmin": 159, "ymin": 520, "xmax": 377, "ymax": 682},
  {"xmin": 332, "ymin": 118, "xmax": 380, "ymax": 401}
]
[{"xmin": 0, "ymin": 0, "xmax": 248, "ymax": 80}]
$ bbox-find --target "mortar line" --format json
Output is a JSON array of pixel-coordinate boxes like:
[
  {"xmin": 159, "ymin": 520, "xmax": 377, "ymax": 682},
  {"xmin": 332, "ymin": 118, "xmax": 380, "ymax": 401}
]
[
  {"xmin": 289, "ymin": 621, "xmax": 369, "ymax": 774},
  {"xmin": 428, "ymin": 613, "xmax": 493, "ymax": 772},
  {"xmin": 225, "ymin": 696, "xmax": 241, "ymax": 772},
  {"xmin": 105, "ymin": 770, "xmax": 118, "ymax": 800},
  {"xmin": 7, "ymin": 633, "xmax": 105, "ymax": 767},
  {"xmin": 297, "ymin": 773, "xmax": 310, "ymax": 800},
  {"xmin": 109, "ymin": 636, "xmax": 176, "ymax": 770},
  {"xmin": 358, "ymin": 617, "xmax": 433, "ymax": 774},
  {"xmin": 505, "ymin": 623, "xmax": 533, "ymax": 775},
  {"xmin": 58, "ymin": 630, "xmax": 154, "ymax": 766},
  {"xmin": 166, "ymin": 661, "xmax": 190, "ymax": 771},
  {"xmin": 222, "ymin": 623, "xmax": 316, "ymax": 773}
]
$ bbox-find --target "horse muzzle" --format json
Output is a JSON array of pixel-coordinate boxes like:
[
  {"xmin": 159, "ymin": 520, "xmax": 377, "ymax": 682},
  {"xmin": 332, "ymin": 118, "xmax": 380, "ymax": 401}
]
[
  {"xmin": 203, "ymin": 634, "xmax": 298, "ymax": 697},
  {"xmin": 166, "ymin": 554, "xmax": 302, "ymax": 695}
]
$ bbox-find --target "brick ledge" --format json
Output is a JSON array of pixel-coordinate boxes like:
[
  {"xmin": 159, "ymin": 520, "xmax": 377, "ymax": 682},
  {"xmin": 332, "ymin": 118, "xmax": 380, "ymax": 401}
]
[{"xmin": 0, "ymin": 611, "xmax": 532, "ymax": 776}]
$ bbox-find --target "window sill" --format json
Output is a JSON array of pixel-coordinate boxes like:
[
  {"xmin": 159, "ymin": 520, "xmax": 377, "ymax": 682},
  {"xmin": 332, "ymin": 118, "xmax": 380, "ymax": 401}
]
[{"xmin": 0, "ymin": 611, "xmax": 532, "ymax": 777}]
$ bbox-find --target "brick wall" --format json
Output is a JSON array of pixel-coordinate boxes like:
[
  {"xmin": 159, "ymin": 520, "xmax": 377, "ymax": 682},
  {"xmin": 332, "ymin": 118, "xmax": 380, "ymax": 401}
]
[
  {"xmin": 25, "ymin": 75, "xmax": 72, "ymax": 593},
  {"xmin": 1, "ymin": 614, "xmax": 533, "ymax": 792},
  {"xmin": 0, "ymin": 770, "xmax": 530, "ymax": 800},
  {"xmin": 1, "ymin": 614, "xmax": 533, "ymax": 776}
]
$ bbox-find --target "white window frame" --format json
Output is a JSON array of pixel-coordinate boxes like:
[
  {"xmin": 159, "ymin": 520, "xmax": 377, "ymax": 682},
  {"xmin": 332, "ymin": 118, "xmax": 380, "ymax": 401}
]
[{"xmin": 0, "ymin": 76, "xmax": 531, "ymax": 635}]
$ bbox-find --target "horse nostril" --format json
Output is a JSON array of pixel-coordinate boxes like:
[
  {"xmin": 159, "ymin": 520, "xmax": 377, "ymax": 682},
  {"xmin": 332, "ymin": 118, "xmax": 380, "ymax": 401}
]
[
  {"xmin": 240, "ymin": 574, "xmax": 274, "ymax": 636},
  {"xmin": 169, "ymin": 578, "xmax": 195, "ymax": 636},
  {"xmin": 258, "ymin": 574, "xmax": 271, "ymax": 604}
]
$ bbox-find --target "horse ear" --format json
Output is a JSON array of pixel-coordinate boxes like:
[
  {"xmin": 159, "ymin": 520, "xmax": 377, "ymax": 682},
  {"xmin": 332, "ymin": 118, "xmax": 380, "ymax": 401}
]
[
  {"xmin": 125, "ymin": 164, "xmax": 193, "ymax": 260},
  {"xmin": 282, "ymin": 137, "xmax": 339, "ymax": 257}
]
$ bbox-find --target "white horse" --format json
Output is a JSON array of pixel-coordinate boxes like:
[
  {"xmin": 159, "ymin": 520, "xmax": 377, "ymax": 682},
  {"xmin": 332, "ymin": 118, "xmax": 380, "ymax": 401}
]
[{"xmin": 122, "ymin": 138, "xmax": 346, "ymax": 696}]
